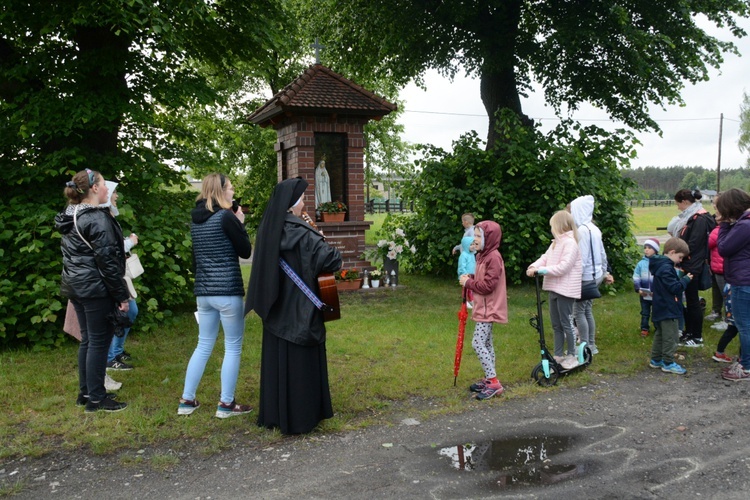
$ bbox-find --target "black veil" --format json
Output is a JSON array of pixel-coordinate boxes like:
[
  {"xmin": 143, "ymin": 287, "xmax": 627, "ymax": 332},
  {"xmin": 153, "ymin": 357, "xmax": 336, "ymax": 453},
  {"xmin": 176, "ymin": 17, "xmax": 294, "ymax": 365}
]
[{"xmin": 245, "ymin": 178, "xmax": 308, "ymax": 319}]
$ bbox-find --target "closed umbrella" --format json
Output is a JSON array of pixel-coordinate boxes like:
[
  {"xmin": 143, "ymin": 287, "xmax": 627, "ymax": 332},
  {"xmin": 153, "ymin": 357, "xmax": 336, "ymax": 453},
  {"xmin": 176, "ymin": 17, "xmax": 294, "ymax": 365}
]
[{"xmin": 453, "ymin": 287, "xmax": 469, "ymax": 386}]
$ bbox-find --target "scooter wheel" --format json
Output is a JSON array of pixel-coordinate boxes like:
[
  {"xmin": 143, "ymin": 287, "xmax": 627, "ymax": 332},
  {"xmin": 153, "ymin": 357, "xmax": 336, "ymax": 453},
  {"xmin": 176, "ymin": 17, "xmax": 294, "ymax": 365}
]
[
  {"xmin": 581, "ymin": 345, "xmax": 593, "ymax": 366},
  {"xmin": 531, "ymin": 363, "xmax": 559, "ymax": 387}
]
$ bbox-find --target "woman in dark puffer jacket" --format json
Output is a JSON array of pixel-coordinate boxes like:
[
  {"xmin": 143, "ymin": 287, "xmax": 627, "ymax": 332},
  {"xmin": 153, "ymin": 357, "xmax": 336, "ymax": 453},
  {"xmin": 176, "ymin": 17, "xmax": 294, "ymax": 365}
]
[{"xmin": 56, "ymin": 169, "xmax": 130, "ymax": 412}]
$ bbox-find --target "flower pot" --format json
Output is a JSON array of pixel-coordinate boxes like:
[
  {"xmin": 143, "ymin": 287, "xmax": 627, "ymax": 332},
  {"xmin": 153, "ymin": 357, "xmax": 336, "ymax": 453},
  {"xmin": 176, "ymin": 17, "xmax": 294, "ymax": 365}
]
[
  {"xmin": 371, "ymin": 279, "xmax": 380, "ymax": 288},
  {"xmin": 336, "ymin": 279, "xmax": 362, "ymax": 291},
  {"xmin": 321, "ymin": 212, "xmax": 345, "ymax": 222}
]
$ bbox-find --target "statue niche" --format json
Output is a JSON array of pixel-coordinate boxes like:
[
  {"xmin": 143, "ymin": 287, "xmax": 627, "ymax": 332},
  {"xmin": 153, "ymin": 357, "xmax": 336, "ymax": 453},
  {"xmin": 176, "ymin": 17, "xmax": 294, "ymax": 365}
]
[{"xmin": 314, "ymin": 132, "xmax": 346, "ymax": 219}]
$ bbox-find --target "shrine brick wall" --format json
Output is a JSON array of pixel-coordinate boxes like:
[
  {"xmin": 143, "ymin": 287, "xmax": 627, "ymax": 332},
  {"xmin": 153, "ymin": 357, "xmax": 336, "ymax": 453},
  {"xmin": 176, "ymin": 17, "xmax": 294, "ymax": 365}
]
[{"xmin": 274, "ymin": 114, "xmax": 368, "ymax": 222}]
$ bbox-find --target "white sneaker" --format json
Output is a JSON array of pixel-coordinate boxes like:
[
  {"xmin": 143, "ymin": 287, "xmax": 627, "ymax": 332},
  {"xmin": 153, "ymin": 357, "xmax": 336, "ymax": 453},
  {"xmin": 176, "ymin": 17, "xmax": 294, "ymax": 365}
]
[
  {"xmin": 104, "ymin": 373, "xmax": 122, "ymax": 391},
  {"xmin": 560, "ymin": 355, "xmax": 579, "ymax": 370},
  {"xmin": 705, "ymin": 312, "xmax": 720, "ymax": 321},
  {"xmin": 711, "ymin": 321, "xmax": 728, "ymax": 330}
]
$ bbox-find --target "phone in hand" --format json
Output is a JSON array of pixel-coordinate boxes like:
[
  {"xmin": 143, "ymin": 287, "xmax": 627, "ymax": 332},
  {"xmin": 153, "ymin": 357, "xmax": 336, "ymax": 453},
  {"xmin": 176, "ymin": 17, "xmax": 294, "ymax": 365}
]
[{"xmin": 232, "ymin": 197, "xmax": 242, "ymax": 213}]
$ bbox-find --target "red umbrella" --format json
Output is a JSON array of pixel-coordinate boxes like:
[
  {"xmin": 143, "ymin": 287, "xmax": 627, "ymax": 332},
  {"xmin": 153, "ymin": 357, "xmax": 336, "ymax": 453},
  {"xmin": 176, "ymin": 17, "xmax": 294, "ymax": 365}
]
[{"xmin": 453, "ymin": 287, "xmax": 469, "ymax": 386}]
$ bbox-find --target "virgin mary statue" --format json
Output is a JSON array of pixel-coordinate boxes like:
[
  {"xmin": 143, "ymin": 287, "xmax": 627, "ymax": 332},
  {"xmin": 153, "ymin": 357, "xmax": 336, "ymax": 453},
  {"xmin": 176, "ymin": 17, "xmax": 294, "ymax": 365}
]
[{"xmin": 315, "ymin": 159, "xmax": 332, "ymax": 207}]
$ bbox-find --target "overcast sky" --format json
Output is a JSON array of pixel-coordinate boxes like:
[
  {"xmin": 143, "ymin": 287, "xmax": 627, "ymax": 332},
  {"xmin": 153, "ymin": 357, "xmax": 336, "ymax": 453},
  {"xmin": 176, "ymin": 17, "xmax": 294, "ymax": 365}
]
[{"xmin": 397, "ymin": 17, "xmax": 750, "ymax": 170}]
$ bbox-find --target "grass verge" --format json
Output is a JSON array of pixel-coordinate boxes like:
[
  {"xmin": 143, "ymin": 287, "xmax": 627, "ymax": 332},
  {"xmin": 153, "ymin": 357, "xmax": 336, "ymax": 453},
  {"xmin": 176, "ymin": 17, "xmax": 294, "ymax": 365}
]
[{"xmin": 0, "ymin": 274, "xmax": 722, "ymax": 463}]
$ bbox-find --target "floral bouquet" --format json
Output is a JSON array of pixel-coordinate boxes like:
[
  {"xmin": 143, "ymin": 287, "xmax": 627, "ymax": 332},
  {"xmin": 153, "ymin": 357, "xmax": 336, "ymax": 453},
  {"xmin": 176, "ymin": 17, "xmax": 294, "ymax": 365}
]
[
  {"xmin": 369, "ymin": 269, "xmax": 382, "ymax": 279},
  {"xmin": 335, "ymin": 268, "xmax": 360, "ymax": 282},
  {"xmin": 318, "ymin": 200, "xmax": 347, "ymax": 213},
  {"xmin": 376, "ymin": 228, "xmax": 417, "ymax": 262}
]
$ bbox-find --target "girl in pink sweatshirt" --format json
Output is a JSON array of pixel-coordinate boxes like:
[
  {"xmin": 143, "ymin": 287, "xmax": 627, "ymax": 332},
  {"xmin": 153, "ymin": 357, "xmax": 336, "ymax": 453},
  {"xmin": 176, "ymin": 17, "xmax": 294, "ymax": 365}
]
[
  {"xmin": 526, "ymin": 211, "xmax": 582, "ymax": 367},
  {"xmin": 459, "ymin": 221, "xmax": 508, "ymax": 400}
]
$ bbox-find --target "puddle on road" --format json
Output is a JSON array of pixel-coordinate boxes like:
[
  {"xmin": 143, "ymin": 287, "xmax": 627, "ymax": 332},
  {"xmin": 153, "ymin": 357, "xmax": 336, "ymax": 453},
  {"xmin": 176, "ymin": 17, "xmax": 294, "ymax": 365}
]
[{"xmin": 438, "ymin": 434, "xmax": 586, "ymax": 487}]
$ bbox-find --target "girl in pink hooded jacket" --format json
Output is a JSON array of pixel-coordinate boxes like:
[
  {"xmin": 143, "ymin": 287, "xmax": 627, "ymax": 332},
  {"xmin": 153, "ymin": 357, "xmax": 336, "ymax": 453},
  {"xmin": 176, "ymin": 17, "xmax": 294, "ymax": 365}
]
[
  {"xmin": 459, "ymin": 220, "xmax": 508, "ymax": 400},
  {"xmin": 526, "ymin": 210, "xmax": 582, "ymax": 368}
]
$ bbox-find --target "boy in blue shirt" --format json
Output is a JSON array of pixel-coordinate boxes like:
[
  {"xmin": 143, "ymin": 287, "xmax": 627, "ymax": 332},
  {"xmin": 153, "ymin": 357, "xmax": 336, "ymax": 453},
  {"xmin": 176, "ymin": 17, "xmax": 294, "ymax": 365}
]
[
  {"xmin": 648, "ymin": 238, "xmax": 693, "ymax": 374},
  {"xmin": 632, "ymin": 238, "xmax": 659, "ymax": 337}
]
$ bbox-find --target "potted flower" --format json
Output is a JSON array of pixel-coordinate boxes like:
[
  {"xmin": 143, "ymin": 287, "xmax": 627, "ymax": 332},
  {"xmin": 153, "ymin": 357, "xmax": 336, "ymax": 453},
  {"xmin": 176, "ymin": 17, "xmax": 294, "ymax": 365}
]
[
  {"xmin": 369, "ymin": 269, "xmax": 382, "ymax": 288},
  {"xmin": 334, "ymin": 268, "xmax": 362, "ymax": 290},
  {"xmin": 317, "ymin": 200, "xmax": 347, "ymax": 222}
]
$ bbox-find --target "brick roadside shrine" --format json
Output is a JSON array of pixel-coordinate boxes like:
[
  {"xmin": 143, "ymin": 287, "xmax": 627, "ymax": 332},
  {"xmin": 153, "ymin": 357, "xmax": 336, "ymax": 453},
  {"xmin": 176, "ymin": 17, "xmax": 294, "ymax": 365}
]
[{"xmin": 248, "ymin": 64, "xmax": 396, "ymax": 271}]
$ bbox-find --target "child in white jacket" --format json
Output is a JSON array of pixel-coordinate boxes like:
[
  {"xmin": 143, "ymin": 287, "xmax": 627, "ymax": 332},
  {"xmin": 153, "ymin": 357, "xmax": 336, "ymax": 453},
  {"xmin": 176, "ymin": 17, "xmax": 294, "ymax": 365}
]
[{"xmin": 527, "ymin": 210, "xmax": 583, "ymax": 368}]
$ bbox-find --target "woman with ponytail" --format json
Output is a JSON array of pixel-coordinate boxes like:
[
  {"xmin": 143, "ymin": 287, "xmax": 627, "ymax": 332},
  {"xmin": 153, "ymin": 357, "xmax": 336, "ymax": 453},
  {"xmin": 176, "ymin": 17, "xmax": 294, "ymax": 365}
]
[{"xmin": 55, "ymin": 169, "xmax": 130, "ymax": 413}]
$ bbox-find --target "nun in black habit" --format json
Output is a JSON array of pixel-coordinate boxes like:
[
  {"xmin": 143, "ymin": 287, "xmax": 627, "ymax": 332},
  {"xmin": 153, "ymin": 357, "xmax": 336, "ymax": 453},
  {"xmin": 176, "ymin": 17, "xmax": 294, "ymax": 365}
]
[{"xmin": 245, "ymin": 178, "xmax": 342, "ymax": 434}]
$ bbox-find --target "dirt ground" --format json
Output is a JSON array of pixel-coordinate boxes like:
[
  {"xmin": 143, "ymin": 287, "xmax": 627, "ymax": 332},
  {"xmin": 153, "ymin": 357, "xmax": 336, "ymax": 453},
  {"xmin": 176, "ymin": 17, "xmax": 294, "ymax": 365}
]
[{"xmin": 2, "ymin": 353, "xmax": 749, "ymax": 499}]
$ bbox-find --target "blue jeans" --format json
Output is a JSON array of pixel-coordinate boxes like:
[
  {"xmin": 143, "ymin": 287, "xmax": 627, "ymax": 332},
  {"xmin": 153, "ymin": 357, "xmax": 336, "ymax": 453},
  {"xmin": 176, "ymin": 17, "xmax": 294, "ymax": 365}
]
[
  {"xmin": 639, "ymin": 297, "xmax": 653, "ymax": 331},
  {"xmin": 108, "ymin": 298, "xmax": 138, "ymax": 362},
  {"xmin": 733, "ymin": 286, "xmax": 750, "ymax": 369},
  {"xmin": 182, "ymin": 295, "xmax": 245, "ymax": 404}
]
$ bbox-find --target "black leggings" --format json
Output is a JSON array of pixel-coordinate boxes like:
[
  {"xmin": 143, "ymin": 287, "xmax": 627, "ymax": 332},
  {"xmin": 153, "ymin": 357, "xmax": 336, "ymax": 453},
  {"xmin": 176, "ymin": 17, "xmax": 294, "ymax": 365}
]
[
  {"xmin": 683, "ymin": 275, "xmax": 704, "ymax": 339},
  {"xmin": 717, "ymin": 324, "xmax": 740, "ymax": 355}
]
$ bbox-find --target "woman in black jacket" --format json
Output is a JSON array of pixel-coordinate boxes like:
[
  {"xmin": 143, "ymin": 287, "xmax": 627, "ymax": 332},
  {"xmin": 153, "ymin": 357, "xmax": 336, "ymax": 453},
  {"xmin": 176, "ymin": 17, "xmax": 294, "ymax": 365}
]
[
  {"xmin": 246, "ymin": 178, "xmax": 342, "ymax": 434},
  {"xmin": 55, "ymin": 169, "xmax": 130, "ymax": 412},
  {"xmin": 669, "ymin": 188, "xmax": 716, "ymax": 347}
]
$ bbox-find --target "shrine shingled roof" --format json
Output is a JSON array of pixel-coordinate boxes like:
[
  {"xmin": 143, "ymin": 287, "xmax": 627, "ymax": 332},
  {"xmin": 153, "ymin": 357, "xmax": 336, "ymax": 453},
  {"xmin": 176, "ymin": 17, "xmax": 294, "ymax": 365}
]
[{"xmin": 248, "ymin": 64, "xmax": 397, "ymax": 126}]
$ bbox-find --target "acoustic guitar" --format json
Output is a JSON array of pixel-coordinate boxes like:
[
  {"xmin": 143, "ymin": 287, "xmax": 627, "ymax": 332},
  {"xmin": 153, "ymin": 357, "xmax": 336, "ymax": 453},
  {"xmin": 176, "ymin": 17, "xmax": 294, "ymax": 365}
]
[{"xmin": 301, "ymin": 212, "xmax": 341, "ymax": 322}]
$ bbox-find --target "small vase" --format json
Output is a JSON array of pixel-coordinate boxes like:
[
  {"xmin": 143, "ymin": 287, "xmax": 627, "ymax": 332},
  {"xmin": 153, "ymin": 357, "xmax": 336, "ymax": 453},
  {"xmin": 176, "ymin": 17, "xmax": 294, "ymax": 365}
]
[{"xmin": 371, "ymin": 280, "xmax": 380, "ymax": 288}]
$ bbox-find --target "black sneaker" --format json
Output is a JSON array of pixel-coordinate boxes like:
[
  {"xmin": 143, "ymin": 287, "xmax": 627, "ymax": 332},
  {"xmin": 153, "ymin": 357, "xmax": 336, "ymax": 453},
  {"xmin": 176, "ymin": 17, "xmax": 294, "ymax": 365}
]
[
  {"xmin": 107, "ymin": 356, "xmax": 133, "ymax": 371},
  {"xmin": 677, "ymin": 334, "xmax": 690, "ymax": 346},
  {"xmin": 76, "ymin": 392, "xmax": 118, "ymax": 406},
  {"xmin": 85, "ymin": 397, "xmax": 128, "ymax": 413},
  {"xmin": 119, "ymin": 351, "xmax": 132, "ymax": 361},
  {"xmin": 683, "ymin": 337, "xmax": 704, "ymax": 348}
]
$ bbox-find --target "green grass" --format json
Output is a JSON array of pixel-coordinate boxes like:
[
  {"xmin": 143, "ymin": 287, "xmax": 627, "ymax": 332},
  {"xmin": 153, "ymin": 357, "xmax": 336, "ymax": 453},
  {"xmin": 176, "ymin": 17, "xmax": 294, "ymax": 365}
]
[
  {"xmin": 364, "ymin": 213, "xmax": 387, "ymax": 244},
  {"xmin": 0, "ymin": 206, "xmax": 723, "ymax": 465},
  {"xmin": 0, "ymin": 275, "xmax": 721, "ymax": 463},
  {"xmin": 630, "ymin": 202, "xmax": 711, "ymax": 236}
]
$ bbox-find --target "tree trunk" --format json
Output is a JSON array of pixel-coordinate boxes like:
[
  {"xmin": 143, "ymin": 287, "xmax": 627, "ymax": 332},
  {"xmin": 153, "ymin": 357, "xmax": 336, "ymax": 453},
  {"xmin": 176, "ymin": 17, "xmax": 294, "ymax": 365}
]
[
  {"xmin": 476, "ymin": 0, "xmax": 532, "ymax": 151},
  {"xmin": 480, "ymin": 67, "xmax": 532, "ymax": 151},
  {"xmin": 72, "ymin": 26, "xmax": 131, "ymax": 161}
]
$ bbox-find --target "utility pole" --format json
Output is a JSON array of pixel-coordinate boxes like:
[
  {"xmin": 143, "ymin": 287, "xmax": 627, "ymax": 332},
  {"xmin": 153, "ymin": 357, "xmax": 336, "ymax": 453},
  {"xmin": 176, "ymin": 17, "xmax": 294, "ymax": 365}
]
[{"xmin": 717, "ymin": 113, "xmax": 723, "ymax": 193}]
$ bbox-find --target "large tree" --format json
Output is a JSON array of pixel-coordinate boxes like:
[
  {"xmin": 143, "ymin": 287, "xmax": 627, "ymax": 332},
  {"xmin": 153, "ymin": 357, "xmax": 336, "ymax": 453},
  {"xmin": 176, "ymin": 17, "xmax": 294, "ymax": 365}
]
[
  {"xmin": 298, "ymin": 0, "xmax": 749, "ymax": 150},
  {"xmin": 0, "ymin": 0, "xmax": 285, "ymax": 347}
]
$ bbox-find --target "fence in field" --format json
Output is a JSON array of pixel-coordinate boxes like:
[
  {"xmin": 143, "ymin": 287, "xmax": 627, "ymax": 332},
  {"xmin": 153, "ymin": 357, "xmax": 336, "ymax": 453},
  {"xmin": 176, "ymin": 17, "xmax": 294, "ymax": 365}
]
[
  {"xmin": 365, "ymin": 199, "xmax": 414, "ymax": 214},
  {"xmin": 628, "ymin": 199, "xmax": 677, "ymax": 207}
]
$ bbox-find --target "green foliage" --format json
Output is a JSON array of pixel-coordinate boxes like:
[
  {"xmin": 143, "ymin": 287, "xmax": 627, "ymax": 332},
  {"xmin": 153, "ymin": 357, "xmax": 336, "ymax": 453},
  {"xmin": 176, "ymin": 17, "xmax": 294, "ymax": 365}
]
[
  {"xmin": 0, "ymin": 187, "xmax": 195, "ymax": 349},
  {"xmin": 403, "ymin": 111, "xmax": 639, "ymax": 285},
  {"xmin": 299, "ymin": 0, "xmax": 749, "ymax": 147},
  {"xmin": 0, "ymin": 1, "xmax": 286, "ymax": 348}
]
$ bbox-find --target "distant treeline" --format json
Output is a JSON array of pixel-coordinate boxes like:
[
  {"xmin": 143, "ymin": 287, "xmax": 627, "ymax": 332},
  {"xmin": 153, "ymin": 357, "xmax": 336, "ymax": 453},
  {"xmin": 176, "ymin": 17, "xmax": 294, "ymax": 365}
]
[{"xmin": 622, "ymin": 166, "xmax": 750, "ymax": 199}]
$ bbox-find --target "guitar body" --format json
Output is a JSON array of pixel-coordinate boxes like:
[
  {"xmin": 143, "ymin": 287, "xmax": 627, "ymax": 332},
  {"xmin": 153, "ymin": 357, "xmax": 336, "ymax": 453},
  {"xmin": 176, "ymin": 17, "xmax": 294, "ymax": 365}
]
[
  {"xmin": 299, "ymin": 213, "xmax": 340, "ymax": 322},
  {"xmin": 318, "ymin": 273, "xmax": 341, "ymax": 322}
]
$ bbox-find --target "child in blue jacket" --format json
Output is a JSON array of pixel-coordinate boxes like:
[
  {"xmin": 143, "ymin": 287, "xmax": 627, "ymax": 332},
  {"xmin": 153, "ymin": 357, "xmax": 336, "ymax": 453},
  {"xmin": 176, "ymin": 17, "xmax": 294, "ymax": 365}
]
[
  {"xmin": 649, "ymin": 237, "xmax": 693, "ymax": 374},
  {"xmin": 632, "ymin": 238, "xmax": 659, "ymax": 337}
]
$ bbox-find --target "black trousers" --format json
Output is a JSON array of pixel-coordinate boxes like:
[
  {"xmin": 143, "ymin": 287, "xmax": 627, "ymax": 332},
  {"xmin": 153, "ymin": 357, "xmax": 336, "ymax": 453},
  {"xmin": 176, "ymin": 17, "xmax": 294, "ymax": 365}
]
[
  {"xmin": 71, "ymin": 297, "xmax": 115, "ymax": 401},
  {"xmin": 683, "ymin": 275, "xmax": 704, "ymax": 340}
]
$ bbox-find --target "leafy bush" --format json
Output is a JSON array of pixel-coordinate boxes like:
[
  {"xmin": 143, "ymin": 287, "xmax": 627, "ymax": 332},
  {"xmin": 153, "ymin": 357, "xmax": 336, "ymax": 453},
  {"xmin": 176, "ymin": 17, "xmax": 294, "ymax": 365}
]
[
  {"xmin": 0, "ymin": 175, "xmax": 196, "ymax": 350},
  {"xmin": 402, "ymin": 111, "xmax": 640, "ymax": 286}
]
